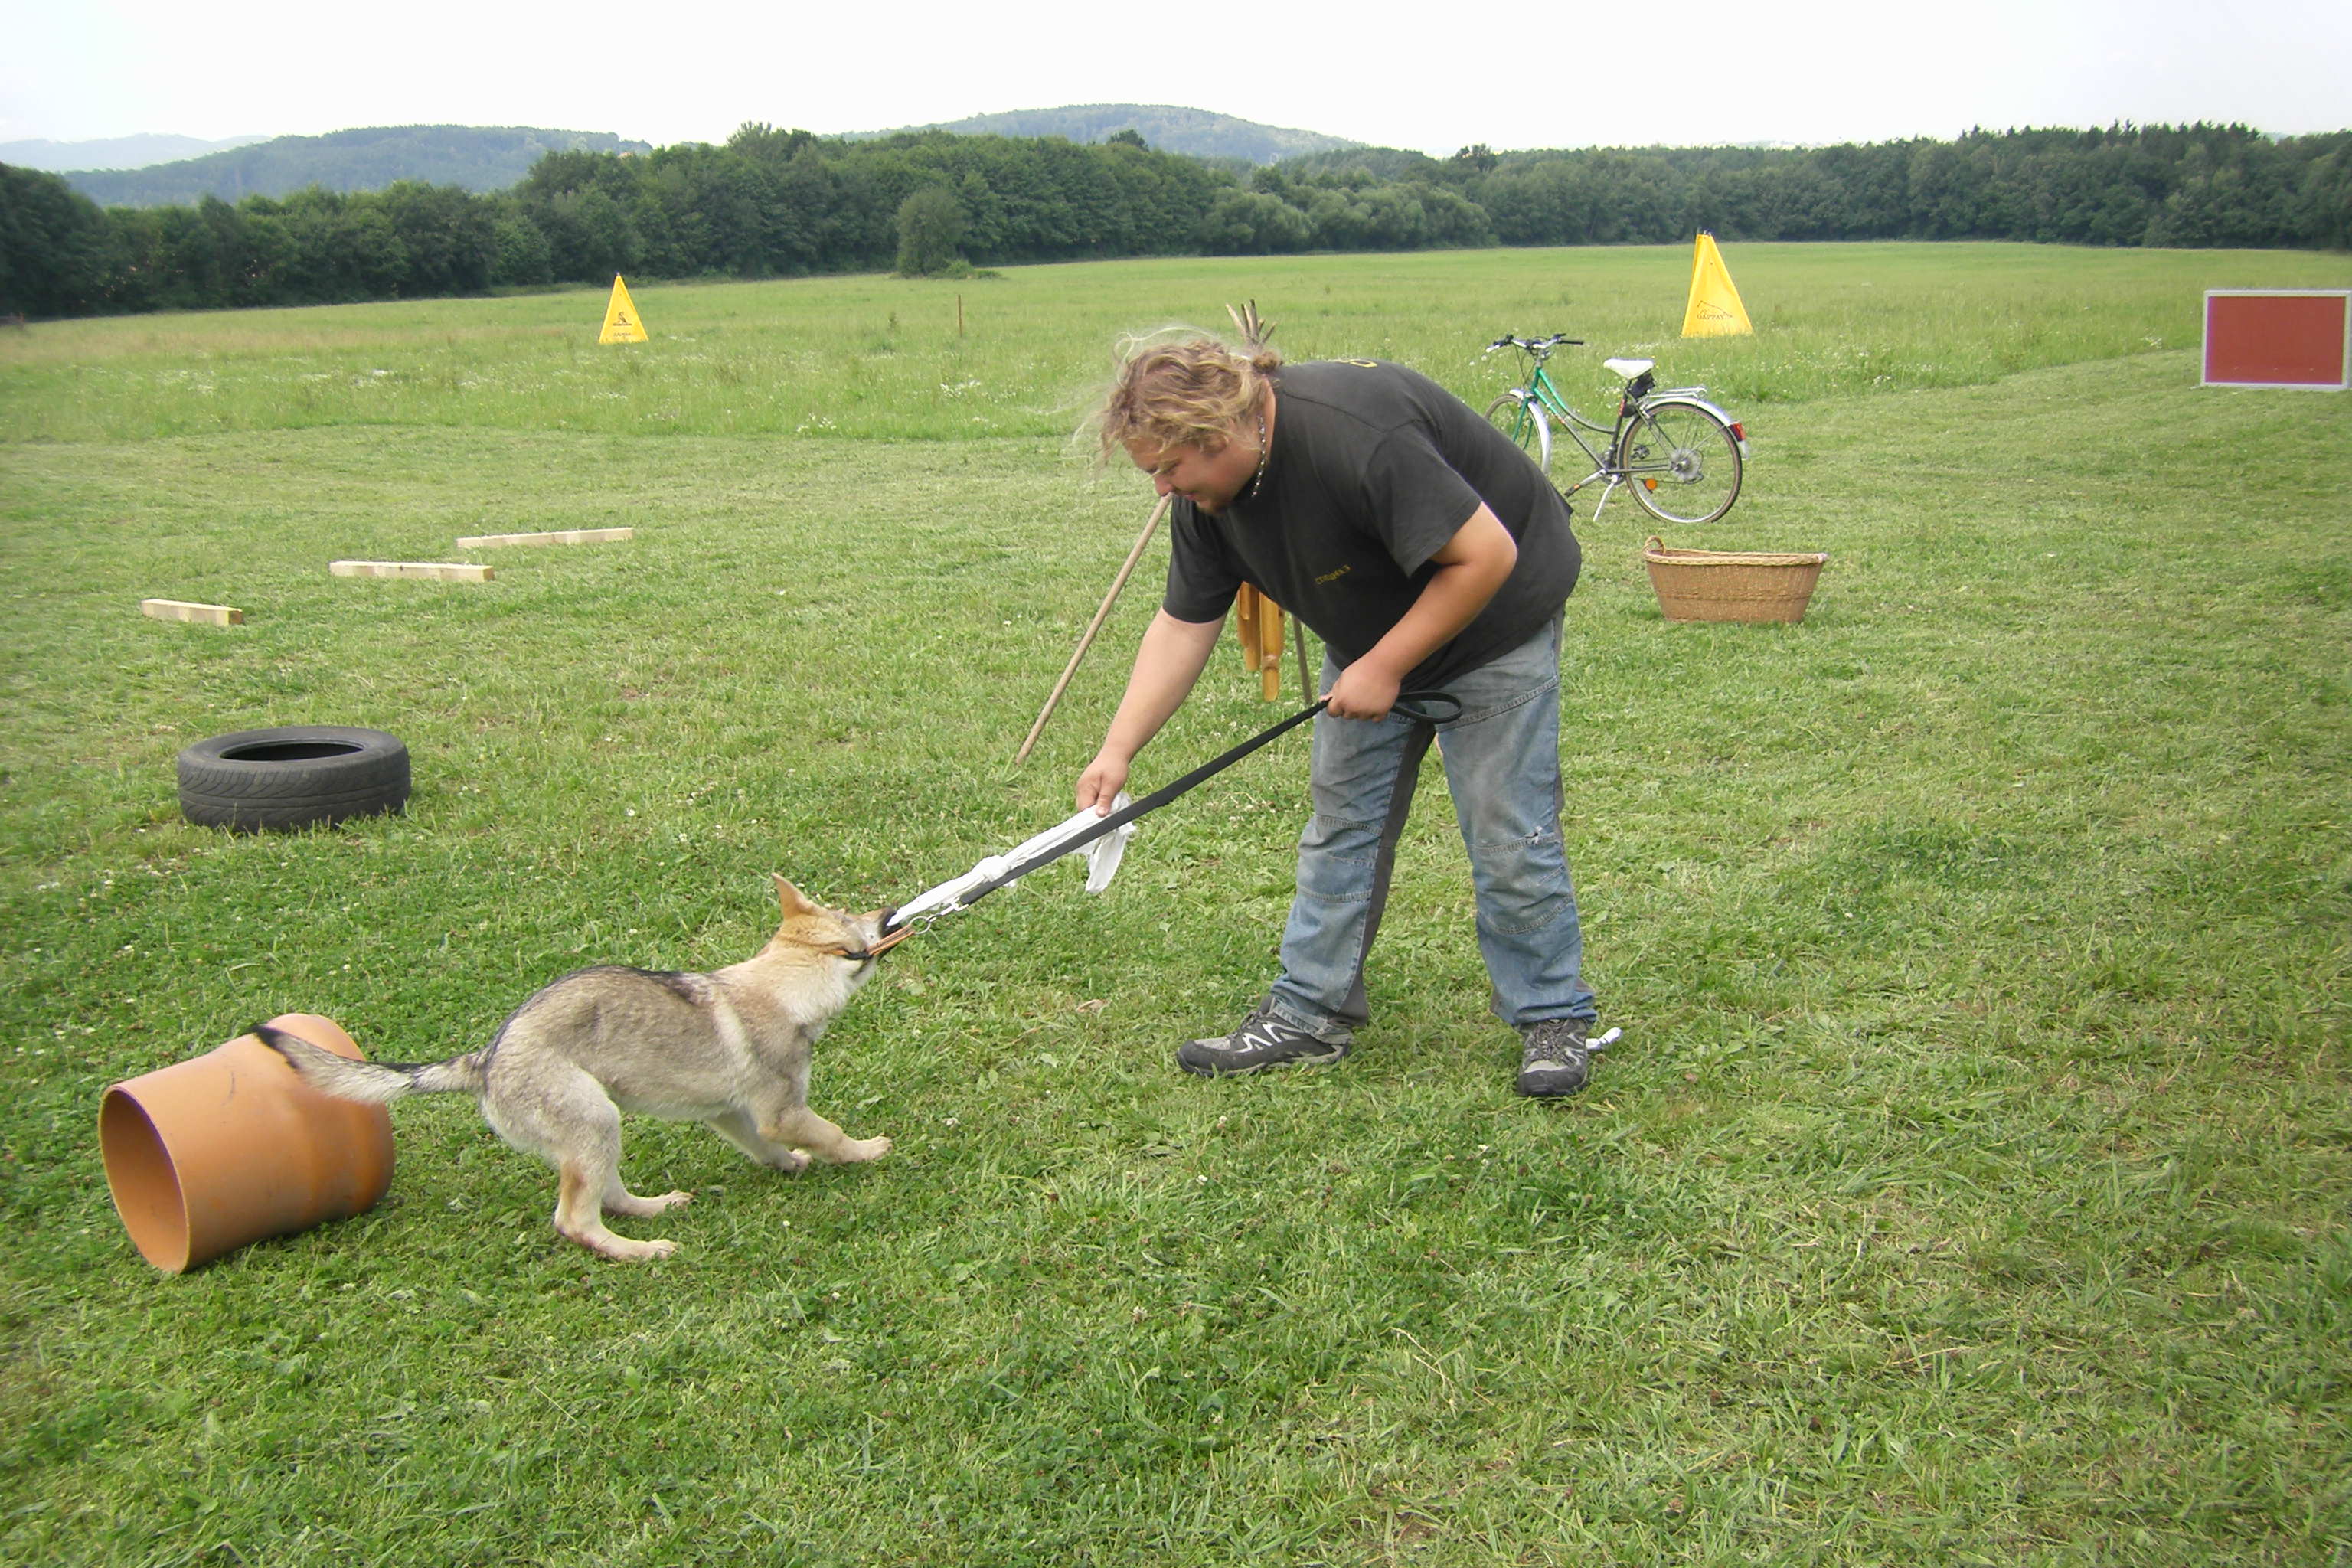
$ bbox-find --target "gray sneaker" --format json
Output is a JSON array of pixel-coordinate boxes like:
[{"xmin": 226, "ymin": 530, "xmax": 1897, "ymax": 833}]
[
  {"xmin": 1178, "ymin": 1001, "xmax": 1351, "ymax": 1077},
  {"xmin": 1515, "ymin": 1018, "xmax": 1602, "ymax": 1098}
]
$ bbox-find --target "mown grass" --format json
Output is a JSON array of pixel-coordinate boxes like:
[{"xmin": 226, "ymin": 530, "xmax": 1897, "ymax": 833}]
[
  {"xmin": 8, "ymin": 243, "xmax": 2348, "ymax": 446},
  {"xmin": 1, "ymin": 245, "xmax": 2347, "ymax": 1566}
]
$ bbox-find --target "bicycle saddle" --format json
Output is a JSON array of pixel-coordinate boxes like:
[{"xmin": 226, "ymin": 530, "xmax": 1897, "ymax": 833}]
[{"xmin": 1604, "ymin": 358, "xmax": 1655, "ymax": 380}]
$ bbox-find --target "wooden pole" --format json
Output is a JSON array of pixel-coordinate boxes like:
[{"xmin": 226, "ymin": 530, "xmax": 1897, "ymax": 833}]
[
  {"xmin": 1258, "ymin": 595, "xmax": 1283, "ymax": 700},
  {"xmin": 1013, "ymin": 495, "xmax": 1171, "ymax": 766}
]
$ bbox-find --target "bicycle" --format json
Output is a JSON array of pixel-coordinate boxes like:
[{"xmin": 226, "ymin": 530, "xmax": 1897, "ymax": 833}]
[{"xmin": 1482, "ymin": 332, "xmax": 1748, "ymax": 525}]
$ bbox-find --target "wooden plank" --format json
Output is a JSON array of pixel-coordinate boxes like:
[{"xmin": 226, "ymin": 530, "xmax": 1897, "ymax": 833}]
[
  {"xmin": 329, "ymin": 560, "xmax": 494, "ymax": 583},
  {"xmin": 142, "ymin": 598, "xmax": 243, "ymax": 626},
  {"xmin": 453, "ymin": 528, "xmax": 634, "ymax": 548}
]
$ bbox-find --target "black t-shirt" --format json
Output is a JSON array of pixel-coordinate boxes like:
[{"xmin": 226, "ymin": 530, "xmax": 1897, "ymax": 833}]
[{"xmin": 1162, "ymin": 359, "xmax": 1580, "ymax": 690}]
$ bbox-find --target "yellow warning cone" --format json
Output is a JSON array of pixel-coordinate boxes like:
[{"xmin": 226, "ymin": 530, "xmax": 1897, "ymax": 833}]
[
  {"xmin": 1681, "ymin": 233, "xmax": 1752, "ymax": 338},
  {"xmin": 599, "ymin": 275, "xmax": 648, "ymax": 345}
]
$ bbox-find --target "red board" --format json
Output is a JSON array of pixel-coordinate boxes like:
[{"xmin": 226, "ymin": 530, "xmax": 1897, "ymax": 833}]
[{"xmin": 2202, "ymin": 290, "xmax": 2350, "ymax": 389}]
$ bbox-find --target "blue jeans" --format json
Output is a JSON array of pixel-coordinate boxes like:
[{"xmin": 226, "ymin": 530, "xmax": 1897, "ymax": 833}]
[{"xmin": 1266, "ymin": 616, "xmax": 1596, "ymax": 1040}]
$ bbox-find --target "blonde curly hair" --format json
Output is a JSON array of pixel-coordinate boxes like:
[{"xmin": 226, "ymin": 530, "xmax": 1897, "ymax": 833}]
[{"xmin": 1096, "ymin": 333, "xmax": 1282, "ymax": 462}]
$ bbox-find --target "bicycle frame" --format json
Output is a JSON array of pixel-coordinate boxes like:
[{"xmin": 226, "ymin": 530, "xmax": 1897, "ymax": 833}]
[
  {"xmin": 1488, "ymin": 334, "xmax": 1749, "ymax": 524},
  {"xmin": 1521, "ymin": 361, "xmax": 1626, "ymax": 502}
]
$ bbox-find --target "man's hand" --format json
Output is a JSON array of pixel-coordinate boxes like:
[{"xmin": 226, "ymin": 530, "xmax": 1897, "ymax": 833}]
[
  {"xmin": 1322, "ymin": 662, "xmax": 1402, "ymax": 721},
  {"xmin": 1328, "ymin": 508, "xmax": 1517, "ymax": 720},
  {"xmin": 1076, "ymin": 750, "xmax": 1132, "ymax": 814}
]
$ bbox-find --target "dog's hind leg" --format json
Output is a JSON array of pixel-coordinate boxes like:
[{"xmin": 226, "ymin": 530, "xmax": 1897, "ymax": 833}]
[
  {"xmin": 760, "ymin": 1106, "xmax": 892, "ymax": 1165},
  {"xmin": 504, "ymin": 1072, "xmax": 688, "ymax": 1263},
  {"xmin": 706, "ymin": 1108, "xmax": 812, "ymax": 1173},
  {"xmin": 555, "ymin": 1160, "xmax": 681, "ymax": 1262}
]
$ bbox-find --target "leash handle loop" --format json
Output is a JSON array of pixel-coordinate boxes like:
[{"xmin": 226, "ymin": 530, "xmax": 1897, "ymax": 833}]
[{"xmin": 1387, "ymin": 690, "xmax": 1463, "ymax": 724}]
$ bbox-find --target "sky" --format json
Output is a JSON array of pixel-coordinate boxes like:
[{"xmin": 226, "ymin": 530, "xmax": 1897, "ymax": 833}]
[{"xmin": 5, "ymin": 0, "xmax": 2347, "ymax": 156}]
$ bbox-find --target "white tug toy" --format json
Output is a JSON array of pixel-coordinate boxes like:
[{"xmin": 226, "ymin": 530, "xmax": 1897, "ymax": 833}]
[{"xmin": 886, "ymin": 793, "xmax": 1135, "ymax": 933}]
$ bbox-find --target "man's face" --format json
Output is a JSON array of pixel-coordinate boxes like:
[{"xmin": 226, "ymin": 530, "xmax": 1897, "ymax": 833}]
[{"xmin": 1125, "ymin": 424, "xmax": 1259, "ymax": 514}]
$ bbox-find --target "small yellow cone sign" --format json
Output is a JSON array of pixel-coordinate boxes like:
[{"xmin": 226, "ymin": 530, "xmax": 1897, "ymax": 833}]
[
  {"xmin": 599, "ymin": 274, "xmax": 648, "ymax": 345},
  {"xmin": 1681, "ymin": 232, "xmax": 1752, "ymax": 338}
]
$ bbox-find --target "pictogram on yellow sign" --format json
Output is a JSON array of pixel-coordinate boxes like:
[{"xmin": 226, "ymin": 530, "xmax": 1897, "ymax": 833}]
[
  {"xmin": 1681, "ymin": 232, "xmax": 1752, "ymax": 338},
  {"xmin": 599, "ymin": 274, "xmax": 648, "ymax": 345}
]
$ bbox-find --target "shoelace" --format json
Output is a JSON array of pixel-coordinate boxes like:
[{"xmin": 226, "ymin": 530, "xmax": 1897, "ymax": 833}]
[{"xmin": 1234, "ymin": 1017, "xmax": 1294, "ymax": 1051}]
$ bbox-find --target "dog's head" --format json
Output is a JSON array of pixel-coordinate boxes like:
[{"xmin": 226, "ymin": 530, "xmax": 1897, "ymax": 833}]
[{"xmin": 769, "ymin": 874, "xmax": 890, "ymax": 978}]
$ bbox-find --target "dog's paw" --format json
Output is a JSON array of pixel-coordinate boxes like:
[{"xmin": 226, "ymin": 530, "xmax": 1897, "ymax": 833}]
[
  {"xmin": 773, "ymin": 1148, "xmax": 812, "ymax": 1174},
  {"xmin": 564, "ymin": 1226, "xmax": 680, "ymax": 1263},
  {"xmin": 844, "ymin": 1135, "xmax": 892, "ymax": 1162},
  {"xmin": 604, "ymin": 1187, "xmax": 693, "ymax": 1219}
]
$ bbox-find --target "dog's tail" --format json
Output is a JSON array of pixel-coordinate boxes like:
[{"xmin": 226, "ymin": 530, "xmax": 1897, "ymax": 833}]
[{"xmin": 254, "ymin": 1023, "xmax": 488, "ymax": 1105}]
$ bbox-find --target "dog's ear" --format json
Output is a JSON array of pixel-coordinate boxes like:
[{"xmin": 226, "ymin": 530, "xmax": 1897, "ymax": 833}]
[{"xmin": 773, "ymin": 874, "xmax": 817, "ymax": 916}]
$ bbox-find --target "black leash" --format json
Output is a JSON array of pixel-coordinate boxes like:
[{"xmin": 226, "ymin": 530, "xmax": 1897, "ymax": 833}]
[{"xmin": 879, "ymin": 689, "xmax": 1461, "ymax": 939}]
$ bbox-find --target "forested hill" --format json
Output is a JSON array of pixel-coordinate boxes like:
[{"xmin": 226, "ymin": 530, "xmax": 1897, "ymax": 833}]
[
  {"xmin": 846, "ymin": 105, "xmax": 1358, "ymax": 165},
  {"xmin": 64, "ymin": 126, "xmax": 652, "ymax": 206}
]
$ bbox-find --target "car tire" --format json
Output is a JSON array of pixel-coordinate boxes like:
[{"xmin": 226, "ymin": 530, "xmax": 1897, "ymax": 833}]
[{"xmin": 177, "ymin": 726, "xmax": 410, "ymax": 834}]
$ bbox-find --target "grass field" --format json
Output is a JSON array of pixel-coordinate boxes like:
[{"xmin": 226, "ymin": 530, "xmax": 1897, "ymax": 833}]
[{"xmin": 2, "ymin": 243, "xmax": 2348, "ymax": 1566}]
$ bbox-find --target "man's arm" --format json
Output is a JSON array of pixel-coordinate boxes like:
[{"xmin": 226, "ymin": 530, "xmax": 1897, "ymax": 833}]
[
  {"xmin": 1077, "ymin": 608, "xmax": 1227, "ymax": 811},
  {"xmin": 1324, "ymin": 507, "xmax": 1517, "ymax": 720}
]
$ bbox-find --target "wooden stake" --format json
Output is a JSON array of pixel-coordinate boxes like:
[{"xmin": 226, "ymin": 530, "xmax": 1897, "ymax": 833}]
[
  {"xmin": 1258, "ymin": 594, "xmax": 1284, "ymax": 701},
  {"xmin": 454, "ymin": 528, "xmax": 632, "ymax": 548},
  {"xmin": 142, "ymin": 599, "xmax": 242, "ymax": 626},
  {"xmin": 1013, "ymin": 495, "xmax": 1171, "ymax": 766},
  {"xmin": 329, "ymin": 561, "xmax": 493, "ymax": 582}
]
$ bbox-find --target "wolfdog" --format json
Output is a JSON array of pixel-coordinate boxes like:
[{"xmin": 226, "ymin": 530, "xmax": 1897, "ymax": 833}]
[{"xmin": 258, "ymin": 876, "xmax": 892, "ymax": 1262}]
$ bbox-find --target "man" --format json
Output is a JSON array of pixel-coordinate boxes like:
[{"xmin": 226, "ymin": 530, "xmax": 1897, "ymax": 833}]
[{"xmin": 1078, "ymin": 334, "xmax": 1605, "ymax": 1097}]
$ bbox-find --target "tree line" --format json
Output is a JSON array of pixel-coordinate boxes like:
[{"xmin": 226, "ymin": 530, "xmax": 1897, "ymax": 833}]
[{"xmin": 2, "ymin": 122, "xmax": 2344, "ymax": 319}]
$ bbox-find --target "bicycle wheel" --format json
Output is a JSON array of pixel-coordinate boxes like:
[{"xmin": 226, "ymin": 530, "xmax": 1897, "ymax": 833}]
[
  {"xmin": 1616, "ymin": 401, "xmax": 1742, "ymax": 524},
  {"xmin": 1485, "ymin": 392, "xmax": 1551, "ymax": 472}
]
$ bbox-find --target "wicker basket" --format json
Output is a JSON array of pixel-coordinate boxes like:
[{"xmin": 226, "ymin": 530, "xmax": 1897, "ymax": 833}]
[{"xmin": 1642, "ymin": 536, "xmax": 1829, "ymax": 624}]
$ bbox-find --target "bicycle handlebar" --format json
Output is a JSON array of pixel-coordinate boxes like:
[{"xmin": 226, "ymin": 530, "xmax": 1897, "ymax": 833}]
[{"xmin": 1486, "ymin": 332, "xmax": 1586, "ymax": 355}]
